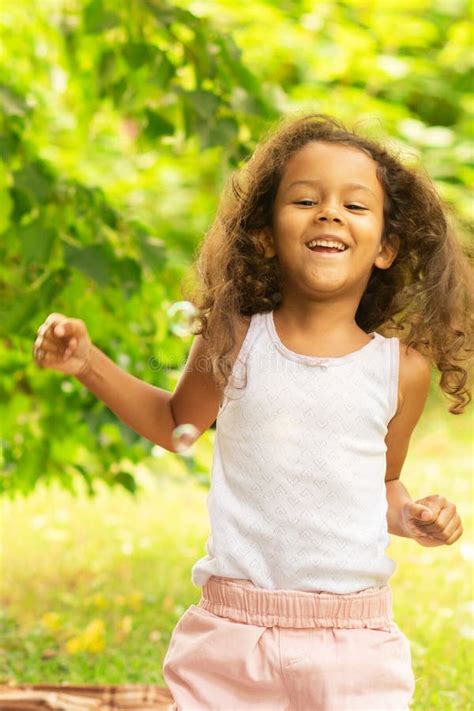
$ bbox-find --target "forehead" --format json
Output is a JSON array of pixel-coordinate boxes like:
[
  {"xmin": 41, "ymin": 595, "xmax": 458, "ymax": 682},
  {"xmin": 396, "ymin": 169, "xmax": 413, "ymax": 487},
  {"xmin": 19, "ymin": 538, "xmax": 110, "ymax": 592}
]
[{"xmin": 279, "ymin": 141, "xmax": 382, "ymax": 195}]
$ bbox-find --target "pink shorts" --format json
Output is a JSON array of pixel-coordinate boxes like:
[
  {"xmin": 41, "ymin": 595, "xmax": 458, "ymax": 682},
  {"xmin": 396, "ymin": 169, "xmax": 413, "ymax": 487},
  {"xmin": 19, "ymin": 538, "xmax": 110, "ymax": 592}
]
[{"xmin": 162, "ymin": 575, "xmax": 415, "ymax": 710}]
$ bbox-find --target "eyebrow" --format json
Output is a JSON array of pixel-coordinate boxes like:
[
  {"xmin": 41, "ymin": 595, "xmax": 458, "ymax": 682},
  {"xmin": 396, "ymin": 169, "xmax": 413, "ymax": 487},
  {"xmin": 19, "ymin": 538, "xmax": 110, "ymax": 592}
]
[{"xmin": 286, "ymin": 179, "xmax": 377, "ymax": 198}]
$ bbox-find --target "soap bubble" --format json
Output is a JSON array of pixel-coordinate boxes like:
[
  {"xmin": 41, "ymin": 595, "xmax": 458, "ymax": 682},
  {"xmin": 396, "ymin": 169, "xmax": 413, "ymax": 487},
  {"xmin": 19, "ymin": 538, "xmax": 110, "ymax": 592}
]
[
  {"xmin": 172, "ymin": 423, "xmax": 199, "ymax": 457},
  {"xmin": 167, "ymin": 301, "xmax": 200, "ymax": 338}
]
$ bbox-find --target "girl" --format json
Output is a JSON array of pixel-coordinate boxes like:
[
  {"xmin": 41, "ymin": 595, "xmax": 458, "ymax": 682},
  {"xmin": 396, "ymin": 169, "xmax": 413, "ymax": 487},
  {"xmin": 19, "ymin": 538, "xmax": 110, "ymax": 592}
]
[{"xmin": 34, "ymin": 113, "xmax": 471, "ymax": 710}]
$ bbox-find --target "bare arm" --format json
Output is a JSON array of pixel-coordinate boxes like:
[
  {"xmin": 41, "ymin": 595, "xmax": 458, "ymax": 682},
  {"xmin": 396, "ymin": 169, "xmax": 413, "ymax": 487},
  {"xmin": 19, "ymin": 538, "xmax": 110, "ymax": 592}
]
[
  {"xmin": 80, "ymin": 319, "xmax": 248, "ymax": 451},
  {"xmin": 77, "ymin": 345, "xmax": 178, "ymax": 451},
  {"xmin": 35, "ymin": 312, "xmax": 250, "ymax": 453},
  {"xmin": 384, "ymin": 344, "xmax": 432, "ymax": 536}
]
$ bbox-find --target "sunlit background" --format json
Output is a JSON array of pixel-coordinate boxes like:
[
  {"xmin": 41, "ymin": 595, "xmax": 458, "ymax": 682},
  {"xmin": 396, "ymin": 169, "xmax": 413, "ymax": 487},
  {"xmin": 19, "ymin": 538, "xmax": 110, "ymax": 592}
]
[{"xmin": 1, "ymin": 0, "xmax": 473, "ymax": 708}]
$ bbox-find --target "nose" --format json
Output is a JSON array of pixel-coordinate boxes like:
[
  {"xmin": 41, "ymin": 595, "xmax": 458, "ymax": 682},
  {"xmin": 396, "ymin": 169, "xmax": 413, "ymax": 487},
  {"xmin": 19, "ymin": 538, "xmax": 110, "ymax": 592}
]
[{"xmin": 315, "ymin": 205, "xmax": 343, "ymax": 223}]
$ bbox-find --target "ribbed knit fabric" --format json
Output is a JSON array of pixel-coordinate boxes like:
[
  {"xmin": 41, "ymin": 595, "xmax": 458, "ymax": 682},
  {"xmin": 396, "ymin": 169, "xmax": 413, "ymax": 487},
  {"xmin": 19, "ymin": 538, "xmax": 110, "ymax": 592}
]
[{"xmin": 191, "ymin": 310, "xmax": 400, "ymax": 594}]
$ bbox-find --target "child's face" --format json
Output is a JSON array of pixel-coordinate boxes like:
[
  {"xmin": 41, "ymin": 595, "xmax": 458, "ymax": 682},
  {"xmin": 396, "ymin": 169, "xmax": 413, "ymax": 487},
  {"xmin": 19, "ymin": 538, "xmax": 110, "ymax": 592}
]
[{"xmin": 261, "ymin": 141, "xmax": 398, "ymax": 301}]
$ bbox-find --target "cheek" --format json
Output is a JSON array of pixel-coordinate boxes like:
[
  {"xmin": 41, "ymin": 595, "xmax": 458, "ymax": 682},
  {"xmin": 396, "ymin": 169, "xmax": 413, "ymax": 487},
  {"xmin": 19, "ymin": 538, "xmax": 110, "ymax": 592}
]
[
  {"xmin": 353, "ymin": 217, "xmax": 384, "ymax": 247},
  {"xmin": 274, "ymin": 207, "xmax": 306, "ymax": 234}
]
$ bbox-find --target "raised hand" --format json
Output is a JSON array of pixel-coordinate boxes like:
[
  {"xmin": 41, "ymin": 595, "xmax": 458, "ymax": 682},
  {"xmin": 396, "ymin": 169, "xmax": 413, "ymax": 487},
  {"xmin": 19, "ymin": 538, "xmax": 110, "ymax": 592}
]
[{"xmin": 33, "ymin": 312, "xmax": 93, "ymax": 377}]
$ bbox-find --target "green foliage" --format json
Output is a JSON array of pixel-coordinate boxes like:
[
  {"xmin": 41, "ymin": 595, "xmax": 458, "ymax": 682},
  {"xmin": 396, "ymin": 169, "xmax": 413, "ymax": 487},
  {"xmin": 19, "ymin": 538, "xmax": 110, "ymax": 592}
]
[{"xmin": 1, "ymin": 0, "xmax": 472, "ymax": 496}]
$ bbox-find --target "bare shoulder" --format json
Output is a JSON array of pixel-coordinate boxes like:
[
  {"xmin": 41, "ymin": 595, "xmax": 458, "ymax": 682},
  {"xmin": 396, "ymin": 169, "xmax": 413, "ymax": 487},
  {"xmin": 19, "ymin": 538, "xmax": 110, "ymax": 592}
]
[
  {"xmin": 396, "ymin": 341, "xmax": 432, "ymax": 415},
  {"xmin": 188, "ymin": 312, "xmax": 251, "ymax": 374}
]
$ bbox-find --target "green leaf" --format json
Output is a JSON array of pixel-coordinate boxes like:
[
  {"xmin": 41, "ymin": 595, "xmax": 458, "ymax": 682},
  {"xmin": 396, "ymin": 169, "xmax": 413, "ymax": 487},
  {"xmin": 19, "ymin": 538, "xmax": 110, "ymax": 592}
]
[
  {"xmin": 64, "ymin": 243, "xmax": 115, "ymax": 286},
  {"xmin": 154, "ymin": 53, "xmax": 176, "ymax": 88},
  {"xmin": 179, "ymin": 90, "xmax": 222, "ymax": 146},
  {"xmin": 144, "ymin": 109, "xmax": 175, "ymax": 138},
  {"xmin": 122, "ymin": 42, "xmax": 152, "ymax": 69},
  {"xmin": 18, "ymin": 220, "xmax": 56, "ymax": 265},
  {"xmin": 0, "ymin": 85, "xmax": 29, "ymax": 116},
  {"xmin": 83, "ymin": 0, "xmax": 120, "ymax": 34},
  {"xmin": 138, "ymin": 232, "xmax": 168, "ymax": 271},
  {"xmin": 215, "ymin": 36, "xmax": 276, "ymax": 116},
  {"xmin": 10, "ymin": 187, "xmax": 34, "ymax": 221},
  {"xmin": 0, "ymin": 129, "xmax": 21, "ymax": 161},
  {"xmin": 208, "ymin": 117, "xmax": 239, "ymax": 147},
  {"xmin": 113, "ymin": 470, "xmax": 138, "ymax": 494},
  {"xmin": 97, "ymin": 49, "xmax": 119, "ymax": 92},
  {"xmin": 186, "ymin": 90, "xmax": 220, "ymax": 119},
  {"xmin": 13, "ymin": 161, "xmax": 55, "ymax": 203},
  {"xmin": 109, "ymin": 77, "xmax": 128, "ymax": 104},
  {"xmin": 0, "ymin": 292, "xmax": 39, "ymax": 337},
  {"xmin": 0, "ymin": 189, "xmax": 13, "ymax": 234},
  {"xmin": 73, "ymin": 464, "xmax": 96, "ymax": 497},
  {"xmin": 37, "ymin": 268, "xmax": 70, "ymax": 307},
  {"xmin": 0, "ymin": 269, "xmax": 69, "ymax": 337},
  {"xmin": 113, "ymin": 257, "xmax": 142, "ymax": 297}
]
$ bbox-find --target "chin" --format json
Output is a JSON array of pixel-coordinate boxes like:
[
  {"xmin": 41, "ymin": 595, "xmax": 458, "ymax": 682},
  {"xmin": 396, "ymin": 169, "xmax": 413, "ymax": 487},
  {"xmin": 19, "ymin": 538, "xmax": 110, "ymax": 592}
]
[{"xmin": 306, "ymin": 275, "xmax": 348, "ymax": 290}]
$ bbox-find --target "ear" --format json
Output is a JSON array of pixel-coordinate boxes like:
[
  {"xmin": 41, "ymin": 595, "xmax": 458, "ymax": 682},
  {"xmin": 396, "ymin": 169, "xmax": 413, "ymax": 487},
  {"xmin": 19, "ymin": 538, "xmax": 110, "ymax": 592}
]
[
  {"xmin": 374, "ymin": 233, "xmax": 399, "ymax": 270},
  {"xmin": 259, "ymin": 227, "xmax": 277, "ymax": 259}
]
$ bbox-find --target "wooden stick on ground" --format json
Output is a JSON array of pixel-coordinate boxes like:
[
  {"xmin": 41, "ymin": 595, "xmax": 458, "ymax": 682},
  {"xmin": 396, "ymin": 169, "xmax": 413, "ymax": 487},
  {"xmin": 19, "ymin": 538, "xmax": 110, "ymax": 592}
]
[{"xmin": 0, "ymin": 684, "xmax": 175, "ymax": 711}]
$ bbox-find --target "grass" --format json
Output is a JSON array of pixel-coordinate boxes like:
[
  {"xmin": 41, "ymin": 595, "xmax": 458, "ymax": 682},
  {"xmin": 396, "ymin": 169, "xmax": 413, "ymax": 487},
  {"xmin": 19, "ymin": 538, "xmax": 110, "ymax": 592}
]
[{"xmin": 1, "ymin": 384, "xmax": 473, "ymax": 710}]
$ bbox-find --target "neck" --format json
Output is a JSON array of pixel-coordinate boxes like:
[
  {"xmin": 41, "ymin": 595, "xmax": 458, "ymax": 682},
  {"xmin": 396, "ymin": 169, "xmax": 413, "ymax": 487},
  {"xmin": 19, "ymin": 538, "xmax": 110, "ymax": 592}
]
[{"xmin": 273, "ymin": 295, "xmax": 364, "ymax": 339}]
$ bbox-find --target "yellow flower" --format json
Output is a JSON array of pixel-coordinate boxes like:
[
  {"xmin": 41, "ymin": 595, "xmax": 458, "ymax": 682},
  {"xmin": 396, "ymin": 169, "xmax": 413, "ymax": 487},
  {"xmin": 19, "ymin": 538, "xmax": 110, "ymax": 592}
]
[
  {"xmin": 90, "ymin": 593, "xmax": 108, "ymax": 609},
  {"xmin": 65, "ymin": 636, "xmax": 84, "ymax": 654},
  {"xmin": 83, "ymin": 619, "xmax": 106, "ymax": 653},
  {"xmin": 65, "ymin": 619, "xmax": 106, "ymax": 655},
  {"xmin": 40, "ymin": 612, "xmax": 63, "ymax": 632},
  {"xmin": 127, "ymin": 591, "xmax": 143, "ymax": 610}
]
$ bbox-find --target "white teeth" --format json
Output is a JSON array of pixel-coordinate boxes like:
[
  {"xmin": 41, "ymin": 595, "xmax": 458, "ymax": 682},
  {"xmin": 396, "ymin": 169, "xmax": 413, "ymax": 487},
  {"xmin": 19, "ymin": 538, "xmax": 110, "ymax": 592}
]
[{"xmin": 307, "ymin": 239, "xmax": 347, "ymax": 251}]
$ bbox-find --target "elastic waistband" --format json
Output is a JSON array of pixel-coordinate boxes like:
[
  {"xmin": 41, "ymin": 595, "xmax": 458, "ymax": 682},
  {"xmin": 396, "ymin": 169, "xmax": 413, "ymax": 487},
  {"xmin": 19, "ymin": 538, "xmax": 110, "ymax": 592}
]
[{"xmin": 199, "ymin": 576, "xmax": 393, "ymax": 630}]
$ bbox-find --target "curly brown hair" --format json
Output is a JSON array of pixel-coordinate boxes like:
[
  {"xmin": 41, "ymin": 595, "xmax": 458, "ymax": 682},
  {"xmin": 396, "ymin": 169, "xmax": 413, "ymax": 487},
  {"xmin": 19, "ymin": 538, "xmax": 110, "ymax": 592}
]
[{"xmin": 183, "ymin": 112, "xmax": 473, "ymax": 414}]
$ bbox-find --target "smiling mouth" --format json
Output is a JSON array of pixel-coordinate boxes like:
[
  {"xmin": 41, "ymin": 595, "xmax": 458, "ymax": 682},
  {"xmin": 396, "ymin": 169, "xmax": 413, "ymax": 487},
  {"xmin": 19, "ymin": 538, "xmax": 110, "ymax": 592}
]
[{"xmin": 306, "ymin": 244, "xmax": 349, "ymax": 255}]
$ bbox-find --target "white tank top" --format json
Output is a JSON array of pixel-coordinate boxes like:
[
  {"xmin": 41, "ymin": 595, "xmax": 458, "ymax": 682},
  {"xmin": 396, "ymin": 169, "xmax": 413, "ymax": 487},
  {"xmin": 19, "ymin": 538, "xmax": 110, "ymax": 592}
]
[{"xmin": 191, "ymin": 310, "xmax": 400, "ymax": 593}]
